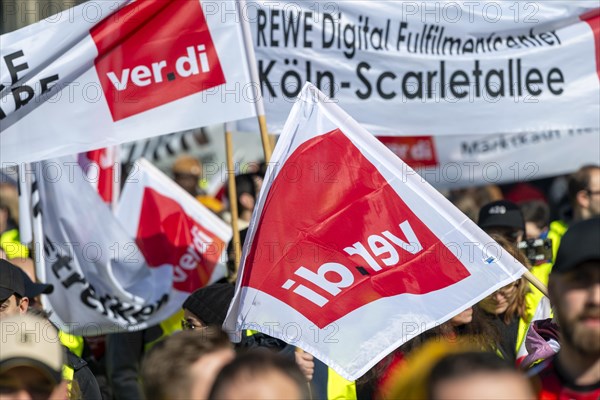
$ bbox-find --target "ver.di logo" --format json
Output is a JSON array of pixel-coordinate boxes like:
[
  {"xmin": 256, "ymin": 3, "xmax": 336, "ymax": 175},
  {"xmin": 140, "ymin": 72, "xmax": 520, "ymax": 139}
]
[{"xmin": 91, "ymin": 0, "xmax": 225, "ymax": 121}]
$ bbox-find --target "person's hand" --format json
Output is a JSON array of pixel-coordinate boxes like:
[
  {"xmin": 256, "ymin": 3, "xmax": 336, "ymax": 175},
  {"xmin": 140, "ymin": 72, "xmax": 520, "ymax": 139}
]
[{"xmin": 295, "ymin": 349, "xmax": 315, "ymax": 382}]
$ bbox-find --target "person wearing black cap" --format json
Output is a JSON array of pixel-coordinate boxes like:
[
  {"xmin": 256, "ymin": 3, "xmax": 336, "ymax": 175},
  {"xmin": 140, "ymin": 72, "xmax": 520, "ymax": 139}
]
[
  {"xmin": 18, "ymin": 268, "xmax": 53, "ymax": 310},
  {"xmin": 530, "ymin": 217, "xmax": 600, "ymax": 399},
  {"xmin": 478, "ymin": 200, "xmax": 526, "ymax": 245},
  {"xmin": 181, "ymin": 282, "xmax": 235, "ymax": 330},
  {"xmin": 0, "ymin": 259, "xmax": 29, "ymax": 318},
  {"xmin": 2, "ymin": 260, "xmax": 102, "ymax": 399}
]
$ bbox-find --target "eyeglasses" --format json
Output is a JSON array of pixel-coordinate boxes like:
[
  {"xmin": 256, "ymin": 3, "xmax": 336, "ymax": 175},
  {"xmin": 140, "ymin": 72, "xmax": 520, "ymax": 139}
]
[{"xmin": 585, "ymin": 189, "xmax": 600, "ymax": 196}]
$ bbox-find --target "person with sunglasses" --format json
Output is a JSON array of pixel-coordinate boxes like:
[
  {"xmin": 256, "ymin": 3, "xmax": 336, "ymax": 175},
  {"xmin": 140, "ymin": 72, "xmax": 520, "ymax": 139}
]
[{"xmin": 478, "ymin": 235, "xmax": 532, "ymax": 363}]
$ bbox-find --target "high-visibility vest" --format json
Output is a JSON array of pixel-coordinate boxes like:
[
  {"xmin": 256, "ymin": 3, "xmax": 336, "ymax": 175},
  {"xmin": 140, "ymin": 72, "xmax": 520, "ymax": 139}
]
[
  {"xmin": 143, "ymin": 310, "xmax": 183, "ymax": 352},
  {"xmin": 0, "ymin": 228, "xmax": 29, "ymax": 259},
  {"xmin": 59, "ymin": 331, "xmax": 85, "ymax": 357},
  {"xmin": 516, "ymin": 263, "xmax": 554, "ymax": 361},
  {"xmin": 326, "ymin": 368, "xmax": 357, "ymax": 400},
  {"xmin": 547, "ymin": 220, "xmax": 568, "ymax": 262},
  {"xmin": 312, "ymin": 357, "xmax": 357, "ymax": 400}
]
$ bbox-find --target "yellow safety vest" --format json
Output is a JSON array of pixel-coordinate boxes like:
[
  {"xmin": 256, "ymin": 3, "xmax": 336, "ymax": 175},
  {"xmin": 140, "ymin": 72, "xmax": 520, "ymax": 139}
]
[
  {"xmin": 0, "ymin": 229, "xmax": 29, "ymax": 259},
  {"xmin": 143, "ymin": 310, "xmax": 183, "ymax": 352},
  {"xmin": 59, "ymin": 331, "xmax": 85, "ymax": 357},
  {"xmin": 516, "ymin": 262, "xmax": 554, "ymax": 359},
  {"xmin": 62, "ymin": 363, "xmax": 75, "ymax": 395},
  {"xmin": 547, "ymin": 220, "xmax": 568, "ymax": 262},
  {"xmin": 326, "ymin": 368, "xmax": 357, "ymax": 400}
]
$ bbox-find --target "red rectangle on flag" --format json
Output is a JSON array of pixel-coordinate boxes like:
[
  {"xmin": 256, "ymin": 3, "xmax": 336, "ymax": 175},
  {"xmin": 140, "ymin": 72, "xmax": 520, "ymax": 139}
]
[
  {"xmin": 377, "ymin": 136, "xmax": 438, "ymax": 168},
  {"xmin": 241, "ymin": 128, "xmax": 469, "ymax": 328},
  {"xmin": 91, "ymin": 0, "xmax": 226, "ymax": 121},
  {"xmin": 136, "ymin": 187, "xmax": 225, "ymax": 292}
]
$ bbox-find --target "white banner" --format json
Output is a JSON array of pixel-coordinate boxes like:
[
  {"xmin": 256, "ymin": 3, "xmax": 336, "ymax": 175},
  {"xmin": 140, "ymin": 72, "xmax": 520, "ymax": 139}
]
[
  {"xmin": 34, "ymin": 157, "xmax": 229, "ymax": 335},
  {"xmin": 1, "ymin": 0, "xmax": 256, "ymax": 164},
  {"xmin": 224, "ymin": 83, "xmax": 527, "ymax": 380},
  {"xmin": 239, "ymin": 1, "xmax": 600, "ymax": 136},
  {"xmin": 378, "ymin": 128, "xmax": 600, "ymax": 188}
]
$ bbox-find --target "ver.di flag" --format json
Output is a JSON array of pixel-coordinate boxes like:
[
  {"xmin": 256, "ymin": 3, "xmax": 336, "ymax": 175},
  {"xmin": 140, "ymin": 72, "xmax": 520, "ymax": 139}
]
[
  {"xmin": 1, "ymin": 0, "xmax": 256, "ymax": 164},
  {"xmin": 31, "ymin": 157, "xmax": 230, "ymax": 334},
  {"xmin": 116, "ymin": 159, "xmax": 231, "ymax": 296},
  {"xmin": 224, "ymin": 83, "xmax": 528, "ymax": 380}
]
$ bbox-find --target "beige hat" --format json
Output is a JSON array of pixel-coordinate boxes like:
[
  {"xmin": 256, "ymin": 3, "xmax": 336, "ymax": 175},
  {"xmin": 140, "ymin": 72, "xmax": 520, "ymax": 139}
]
[
  {"xmin": 172, "ymin": 155, "xmax": 202, "ymax": 176},
  {"xmin": 0, "ymin": 314, "xmax": 64, "ymax": 383}
]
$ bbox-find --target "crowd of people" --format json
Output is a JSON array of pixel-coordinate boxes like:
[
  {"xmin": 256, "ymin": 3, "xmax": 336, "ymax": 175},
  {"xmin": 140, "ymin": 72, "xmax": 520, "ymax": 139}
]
[{"xmin": 0, "ymin": 160, "xmax": 599, "ymax": 400}]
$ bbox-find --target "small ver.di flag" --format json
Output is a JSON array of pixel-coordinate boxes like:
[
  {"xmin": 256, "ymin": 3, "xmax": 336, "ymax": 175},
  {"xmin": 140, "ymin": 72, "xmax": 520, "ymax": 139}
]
[
  {"xmin": 224, "ymin": 83, "xmax": 528, "ymax": 380},
  {"xmin": 34, "ymin": 157, "xmax": 230, "ymax": 334}
]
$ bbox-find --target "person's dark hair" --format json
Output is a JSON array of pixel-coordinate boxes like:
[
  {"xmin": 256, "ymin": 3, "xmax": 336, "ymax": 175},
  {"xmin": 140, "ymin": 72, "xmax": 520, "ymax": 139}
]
[
  {"xmin": 226, "ymin": 228, "xmax": 248, "ymax": 276},
  {"xmin": 141, "ymin": 328, "xmax": 232, "ymax": 400},
  {"xmin": 454, "ymin": 306, "xmax": 501, "ymax": 351},
  {"xmin": 233, "ymin": 173, "xmax": 260, "ymax": 217},
  {"xmin": 427, "ymin": 351, "xmax": 522, "ymax": 400},
  {"xmin": 568, "ymin": 165, "xmax": 600, "ymax": 205},
  {"xmin": 208, "ymin": 350, "xmax": 309, "ymax": 399},
  {"xmin": 520, "ymin": 200, "xmax": 550, "ymax": 230}
]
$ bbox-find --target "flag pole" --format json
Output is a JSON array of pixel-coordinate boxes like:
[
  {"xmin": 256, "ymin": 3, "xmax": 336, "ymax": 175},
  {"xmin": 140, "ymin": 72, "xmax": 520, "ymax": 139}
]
[
  {"xmin": 238, "ymin": 0, "xmax": 273, "ymax": 163},
  {"xmin": 225, "ymin": 123, "xmax": 242, "ymax": 279},
  {"xmin": 523, "ymin": 270, "xmax": 549, "ymax": 298},
  {"xmin": 110, "ymin": 145, "xmax": 121, "ymax": 212},
  {"xmin": 17, "ymin": 163, "xmax": 33, "ymax": 246}
]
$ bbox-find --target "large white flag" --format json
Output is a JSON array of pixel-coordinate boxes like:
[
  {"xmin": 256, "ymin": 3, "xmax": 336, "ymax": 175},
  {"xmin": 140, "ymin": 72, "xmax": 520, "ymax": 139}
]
[
  {"xmin": 33, "ymin": 158, "xmax": 230, "ymax": 335},
  {"xmin": 239, "ymin": 1, "xmax": 600, "ymax": 135},
  {"xmin": 1, "ymin": 0, "xmax": 256, "ymax": 164},
  {"xmin": 224, "ymin": 83, "xmax": 528, "ymax": 380}
]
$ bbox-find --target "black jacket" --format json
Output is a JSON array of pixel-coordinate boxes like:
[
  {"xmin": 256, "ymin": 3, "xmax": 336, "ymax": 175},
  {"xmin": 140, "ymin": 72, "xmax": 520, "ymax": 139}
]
[{"xmin": 66, "ymin": 348, "xmax": 103, "ymax": 400}]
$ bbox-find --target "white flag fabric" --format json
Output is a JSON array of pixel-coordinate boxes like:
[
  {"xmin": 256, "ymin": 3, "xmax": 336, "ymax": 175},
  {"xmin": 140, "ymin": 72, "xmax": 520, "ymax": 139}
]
[
  {"xmin": 239, "ymin": 1, "xmax": 600, "ymax": 136},
  {"xmin": 377, "ymin": 129, "xmax": 600, "ymax": 189},
  {"xmin": 224, "ymin": 83, "xmax": 528, "ymax": 380},
  {"xmin": 1, "ymin": 0, "xmax": 256, "ymax": 164},
  {"xmin": 34, "ymin": 157, "xmax": 230, "ymax": 335}
]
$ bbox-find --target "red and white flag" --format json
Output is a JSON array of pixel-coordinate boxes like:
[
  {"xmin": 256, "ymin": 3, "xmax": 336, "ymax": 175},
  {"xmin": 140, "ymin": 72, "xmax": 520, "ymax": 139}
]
[
  {"xmin": 117, "ymin": 159, "xmax": 230, "ymax": 295},
  {"xmin": 33, "ymin": 157, "xmax": 229, "ymax": 334},
  {"xmin": 224, "ymin": 83, "xmax": 528, "ymax": 380},
  {"xmin": 78, "ymin": 147, "xmax": 119, "ymax": 207},
  {"xmin": 1, "ymin": 0, "xmax": 256, "ymax": 164}
]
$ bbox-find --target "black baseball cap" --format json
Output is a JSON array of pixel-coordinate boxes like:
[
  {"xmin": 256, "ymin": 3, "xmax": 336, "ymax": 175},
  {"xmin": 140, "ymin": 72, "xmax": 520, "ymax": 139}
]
[
  {"xmin": 552, "ymin": 217, "xmax": 600, "ymax": 275},
  {"xmin": 19, "ymin": 269, "xmax": 53, "ymax": 298},
  {"xmin": 478, "ymin": 200, "xmax": 525, "ymax": 232},
  {"xmin": 0, "ymin": 259, "xmax": 26, "ymax": 301}
]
